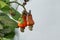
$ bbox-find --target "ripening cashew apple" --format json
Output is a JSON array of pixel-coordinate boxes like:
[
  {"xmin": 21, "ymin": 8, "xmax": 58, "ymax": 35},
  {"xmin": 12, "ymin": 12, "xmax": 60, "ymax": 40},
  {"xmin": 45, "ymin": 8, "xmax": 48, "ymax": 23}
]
[
  {"xmin": 18, "ymin": 10, "xmax": 27, "ymax": 32},
  {"xmin": 27, "ymin": 10, "xmax": 35, "ymax": 31}
]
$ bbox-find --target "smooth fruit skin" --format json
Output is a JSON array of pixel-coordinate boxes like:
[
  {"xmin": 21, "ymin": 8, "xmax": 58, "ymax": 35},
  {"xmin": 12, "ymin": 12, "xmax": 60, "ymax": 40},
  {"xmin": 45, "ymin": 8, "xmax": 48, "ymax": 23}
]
[
  {"xmin": 18, "ymin": 10, "xmax": 27, "ymax": 32},
  {"xmin": 27, "ymin": 10, "xmax": 35, "ymax": 31},
  {"xmin": 18, "ymin": 19, "xmax": 27, "ymax": 28},
  {"xmin": 27, "ymin": 13, "xmax": 34, "ymax": 26},
  {"xmin": 18, "ymin": 20, "xmax": 27, "ymax": 32}
]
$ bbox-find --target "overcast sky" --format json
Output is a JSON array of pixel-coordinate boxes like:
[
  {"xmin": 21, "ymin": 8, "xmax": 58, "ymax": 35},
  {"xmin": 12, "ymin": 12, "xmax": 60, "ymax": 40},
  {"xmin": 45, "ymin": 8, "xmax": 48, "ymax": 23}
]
[{"xmin": 11, "ymin": 0, "xmax": 60, "ymax": 40}]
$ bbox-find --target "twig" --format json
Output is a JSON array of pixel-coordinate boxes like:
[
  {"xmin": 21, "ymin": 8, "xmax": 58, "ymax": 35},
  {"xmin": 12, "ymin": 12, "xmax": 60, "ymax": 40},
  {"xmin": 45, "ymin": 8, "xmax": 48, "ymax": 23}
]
[{"xmin": 9, "ymin": 1, "xmax": 26, "ymax": 10}]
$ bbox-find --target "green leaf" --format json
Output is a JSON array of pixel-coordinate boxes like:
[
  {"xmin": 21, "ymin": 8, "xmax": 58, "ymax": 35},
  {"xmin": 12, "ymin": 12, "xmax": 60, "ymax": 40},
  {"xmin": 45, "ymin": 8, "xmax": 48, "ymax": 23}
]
[
  {"xmin": 0, "ymin": 0, "xmax": 10, "ymax": 14},
  {"xmin": 0, "ymin": 13, "xmax": 17, "ymax": 31},
  {"xmin": 0, "ymin": 1, "xmax": 10, "ymax": 14},
  {"xmin": 1, "ymin": 6, "xmax": 10, "ymax": 14},
  {"xmin": 0, "ymin": 24, "xmax": 3, "ymax": 29},
  {"xmin": 0, "ymin": 1, "xmax": 21, "ymax": 20},
  {"xmin": 3, "ymin": 38, "xmax": 12, "ymax": 40},
  {"xmin": 2, "ymin": 0, "xmax": 10, "ymax": 5},
  {"xmin": 2, "ymin": 0, "xmax": 10, "ymax": 3},
  {"xmin": 10, "ymin": 8, "xmax": 21, "ymax": 20},
  {"xmin": 4, "ymin": 31, "xmax": 15, "ymax": 39},
  {"xmin": 0, "ymin": 13, "xmax": 17, "ymax": 39},
  {"xmin": 1, "ymin": 6, "xmax": 21, "ymax": 20},
  {"xmin": 0, "ymin": 1, "xmax": 7, "ymax": 8}
]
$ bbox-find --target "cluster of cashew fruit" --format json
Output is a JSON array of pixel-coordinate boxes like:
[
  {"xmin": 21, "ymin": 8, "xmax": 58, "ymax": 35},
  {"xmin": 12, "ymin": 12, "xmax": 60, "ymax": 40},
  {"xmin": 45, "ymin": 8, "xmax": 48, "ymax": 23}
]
[{"xmin": 18, "ymin": 10, "xmax": 35, "ymax": 32}]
